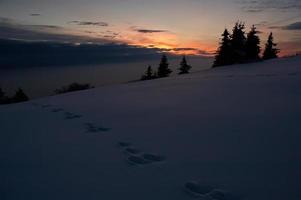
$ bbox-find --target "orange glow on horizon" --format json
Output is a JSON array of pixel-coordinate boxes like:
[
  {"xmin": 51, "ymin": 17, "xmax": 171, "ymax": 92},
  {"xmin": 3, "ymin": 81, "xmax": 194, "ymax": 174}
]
[
  {"xmin": 118, "ymin": 30, "xmax": 217, "ymax": 56},
  {"xmin": 78, "ymin": 25, "xmax": 300, "ymax": 58}
]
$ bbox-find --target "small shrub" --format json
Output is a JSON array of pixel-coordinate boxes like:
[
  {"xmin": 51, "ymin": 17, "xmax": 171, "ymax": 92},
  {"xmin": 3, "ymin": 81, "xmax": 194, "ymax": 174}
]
[
  {"xmin": 0, "ymin": 87, "xmax": 29, "ymax": 105},
  {"xmin": 13, "ymin": 88, "xmax": 29, "ymax": 103},
  {"xmin": 141, "ymin": 65, "xmax": 157, "ymax": 81},
  {"xmin": 55, "ymin": 82, "xmax": 94, "ymax": 94}
]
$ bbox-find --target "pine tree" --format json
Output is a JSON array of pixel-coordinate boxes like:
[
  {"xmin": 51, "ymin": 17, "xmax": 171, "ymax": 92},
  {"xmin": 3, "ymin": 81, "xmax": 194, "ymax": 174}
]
[
  {"xmin": 263, "ymin": 32, "xmax": 279, "ymax": 60},
  {"xmin": 13, "ymin": 88, "xmax": 29, "ymax": 103},
  {"xmin": 213, "ymin": 29, "xmax": 233, "ymax": 67},
  {"xmin": 231, "ymin": 22, "xmax": 247, "ymax": 63},
  {"xmin": 141, "ymin": 65, "xmax": 155, "ymax": 80},
  {"xmin": 178, "ymin": 56, "xmax": 192, "ymax": 74},
  {"xmin": 157, "ymin": 54, "xmax": 172, "ymax": 78},
  {"xmin": 246, "ymin": 25, "xmax": 261, "ymax": 61}
]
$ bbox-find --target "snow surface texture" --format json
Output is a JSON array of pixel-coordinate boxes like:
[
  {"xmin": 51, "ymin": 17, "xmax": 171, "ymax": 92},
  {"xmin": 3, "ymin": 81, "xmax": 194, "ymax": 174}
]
[{"xmin": 1, "ymin": 56, "xmax": 301, "ymax": 200}]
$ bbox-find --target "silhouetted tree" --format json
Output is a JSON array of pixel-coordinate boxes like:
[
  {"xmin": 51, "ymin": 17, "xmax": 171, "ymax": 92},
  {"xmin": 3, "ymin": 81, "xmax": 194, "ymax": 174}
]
[
  {"xmin": 231, "ymin": 22, "xmax": 247, "ymax": 63},
  {"xmin": 263, "ymin": 32, "xmax": 279, "ymax": 60},
  {"xmin": 13, "ymin": 88, "xmax": 29, "ymax": 103},
  {"xmin": 178, "ymin": 56, "xmax": 192, "ymax": 74},
  {"xmin": 213, "ymin": 29, "xmax": 233, "ymax": 67},
  {"xmin": 146, "ymin": 65, "xmax": 153, "ymax": 78},
  {"xmin": 153, "ymin": 71, "xmax": 158, "ymax": 78},
  {"xmin": 0, "ymin": 87, "xmax": 11, "ymax": 104},
  {"xmin": 157, "ymin": 54, "xmax": 172, "ymax": 78},
  {"xmin": 246, "ymin": 25, "xmax": 261, "ymax": 61},
  {"xmin": 141, "ymin": 65, "xmax": 156, "ymax": 80},
  {"xmin": 0, "ymin": 87, "xmax": 4, "ymax": 100}
]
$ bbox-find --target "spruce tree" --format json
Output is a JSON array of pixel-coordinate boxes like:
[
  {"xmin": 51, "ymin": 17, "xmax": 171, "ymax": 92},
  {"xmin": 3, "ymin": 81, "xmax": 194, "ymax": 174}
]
[
  {"xmin": 13, "ymin": 88, "xmax": 29, "ymax": 103},
  {"xmin": 263, "ymin": 32, "xmax": 279, "ymax": 60},
  {"xmin": 153, "ymin": 71, "xmax": 158, "ymax": 78},
  {"xmin": 0, "ymin": 87, "xmax": 4, "ymax": 104},
  {"xmin": 213, "ymin": 29, "xmax": 233, "ymax": 67},
  {"xmin": 157, "ymin": 54, "xmax": 172, "ymax": 78},
  {"xmin": 231, "ymin": 22, "xmax": 247, "ymax": 63},
  {"xmin": 141, "ymin": 65, "xmax": 155, "ymax": 80},
  {"xmin": 146, "ymin": 65, "xmax": 153, "ymax": 78},
  {"xmin": 178, "ymin": 56, "xmax": 192, "ymax": 74},
  {"xmin": 0, "ymin": 87, "xmax": 11, "ymax": 104},
  {"xmin": 0, "ymin": 87, "xmax": 4, "ymax": 100},
  {"xmin": 246, "ymin": 25, "xmax": 261, "ymax": 61}
]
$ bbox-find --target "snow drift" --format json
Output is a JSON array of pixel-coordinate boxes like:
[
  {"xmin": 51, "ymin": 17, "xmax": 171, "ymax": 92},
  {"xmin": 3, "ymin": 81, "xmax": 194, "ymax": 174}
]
[{"xmin": 1, "ymin": 56, "xmax": 301, "ymax": 200}]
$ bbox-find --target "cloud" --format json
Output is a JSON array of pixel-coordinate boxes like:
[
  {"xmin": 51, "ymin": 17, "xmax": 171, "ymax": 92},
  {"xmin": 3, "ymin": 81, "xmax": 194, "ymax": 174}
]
[
  {"xmin": 197, "ymin": 49, "xmax": 216, "ymax": 56},
  {"xmin": 254, "ymin": 21, "xmax": 269, "ymax": 27},
  {"xmin": 30, "ymin": 13, "xmax": 41, "ymax": 16},
  {"xmin": 160, "ymin": 47, "xmax": 215, "ymax": 56},
  {"xmin": 239, "ymin": 0, "xmax": 301, "ymax": 13},
  {"xmin": 131, "ymin": 26, "xmax": 169, "ymax": 34},
  {"xmin": 0, "ymin": 17, "xmax": 111, "ymax": 44},
  {"xmin": 245, "ymin": 8, "xmax": 264, "ymax": 13},
  {"xmin": 267, "ymin": 22, "xmax": 301, "ymax": 30},
  {"xmin": 278, "ymin": 39, "xmax": 301, "ymax": 55},
  {"xmin": 0, "ymin": 18, "xmax": 210, "ymax": 68},
  {"xmin": 29, "ymin": 25, "xmax": 62, "ymax": 30},
  {"xmin": 283, "ymin": 21, "xmax": 301, "ymax": 30},
  {"xmin": 68, "ymin": 21, "xmax": 109, "ymax": 27},
  {"xmin": 98, "ymin": 31, "xmax": 120, "ymax": 39},
  {"xmin": 0, "ymin": 38, "xmax": 165, "ymax": 68},
  {"xmin": 136, "ymin": 29, "xmax": 168, "ymax": 33},
  {"xmin": 172, "ymin": 48, "xmax": 198, "ymax": 51},
  {"xmin": 268, "ymin": 26, "xmax": 282, "ymax": 29}
]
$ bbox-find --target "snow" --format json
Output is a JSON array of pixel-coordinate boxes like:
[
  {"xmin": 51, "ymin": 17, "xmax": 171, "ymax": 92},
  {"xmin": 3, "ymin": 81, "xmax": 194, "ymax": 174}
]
[{"xmin": 1, "ymin": 56, "xmax": 301, "ymax": 200}]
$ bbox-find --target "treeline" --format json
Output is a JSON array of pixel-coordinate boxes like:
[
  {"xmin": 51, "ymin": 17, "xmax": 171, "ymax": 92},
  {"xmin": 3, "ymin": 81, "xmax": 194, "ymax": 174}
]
[
  {"xmin": 213, "ymin": 22, "xmax": 279, "ymax": 67},
  {"xmin": 141, "ymin": 55, "xmax": 192, "ymax": 80},
  {"xmin": 0, "ymin": 87, "xmax": 29, "ymax": 105}
]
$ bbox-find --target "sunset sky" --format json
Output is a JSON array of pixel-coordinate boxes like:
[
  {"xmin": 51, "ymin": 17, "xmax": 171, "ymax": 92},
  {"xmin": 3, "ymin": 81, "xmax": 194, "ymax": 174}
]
[{"xmin": 0, "ymin": 0, "xmax": 301, "ymax": 56}]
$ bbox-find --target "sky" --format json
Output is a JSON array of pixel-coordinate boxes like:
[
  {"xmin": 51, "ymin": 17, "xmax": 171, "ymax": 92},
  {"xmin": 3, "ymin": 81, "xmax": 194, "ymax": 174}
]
[{"xmin": 0, "ymin": 0, "xmax": 301, "ymax": 59}]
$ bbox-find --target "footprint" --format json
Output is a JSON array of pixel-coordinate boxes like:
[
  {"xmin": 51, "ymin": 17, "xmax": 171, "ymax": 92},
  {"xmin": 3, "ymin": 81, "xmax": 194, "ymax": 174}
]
[
  {"xmin": 84, "ymin": 123, "xmax": 98, "ymax": 132},
  {"xmin": 127, "ymin": 155, "xmax": 149, "ymax": 165},
  {"xmin": 117, "ymin": 142, "xmax": 165, "ymax": 166},
  {"xmin": 118, "ymin": 142, "xmax": 132, "ymax": 147},
  {"xmin": 64, "ymin": 112, "xmax": 82, "ymax": 120},
  {"xmin": 142, "ymin": 153, "xmax": 166, "ymax": 162},
  {"xmin": 84, "ymin": 122, "xmax": 94, "ymax": 126},
  {"xmin": 208, "ymin": 189, "xmax": 240, "ymax": 200},
  {"xmin": 66, "ymin": 115, "xmax": 82, "ymax": 120},
  {"xmin": 288, "ymin": 72, "xmax": 297, "ymax": 76},
  {"xmin": 98, "ymin": 127, "xmax": 111, "ymax": 132},
  {"xmin": 124, "ymin": 147, "xmax": 141, "ymax": 155},
  {"xmin": 52, "ymin": 108, "xmax": 64, "ymax": 113},
  {"xmin": 184, "ymin": 182, "xmax": 214, "ymax": 197},
  {"xmin": 41, "ymin": 104, "xmax": 52, "ymax": 108},
  {"xmin": 255, "ymin": 74, "xmax": 275, "ymax": 77},
  {"xmin": 84, "ymin": 123, "xmax": 111, "ymax": 133},
  {"xmin": 184, "ymin": 182, "xmax": 240, "ymax": 200}
]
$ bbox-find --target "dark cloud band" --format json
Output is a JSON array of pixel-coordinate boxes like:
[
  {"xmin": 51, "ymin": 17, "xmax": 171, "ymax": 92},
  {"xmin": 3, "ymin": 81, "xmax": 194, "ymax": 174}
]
[
  {"xmin": 30, "ymin": 13, "xmax": 41, "ymax": 16},
  {"xmin": 240, "ymin": 0, "xmax": 301, "ymax": 13},
  {"xmin": 284, "ymin": 22, "xmax": 301, "ymax": 30},
  {"xmin": 68, "ymin": 21, "xmax": 109, "ymax": 27},
  {"xmin": 131, "ymin": 26, "xmax": 169, "ymax": 33}
]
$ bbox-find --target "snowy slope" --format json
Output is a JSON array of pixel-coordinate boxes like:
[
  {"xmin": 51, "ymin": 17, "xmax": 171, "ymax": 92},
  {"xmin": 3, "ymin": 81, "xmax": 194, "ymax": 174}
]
[{"xmin": 1, "ymin": 56, "xmax": 301, "ymax": 200}]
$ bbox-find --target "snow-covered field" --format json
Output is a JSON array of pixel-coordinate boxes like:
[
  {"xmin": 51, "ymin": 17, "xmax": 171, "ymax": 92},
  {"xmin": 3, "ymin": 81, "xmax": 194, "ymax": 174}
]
[{"xmin": 1, "ymin": 56, "xmax": 301, "ymax": 200}]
